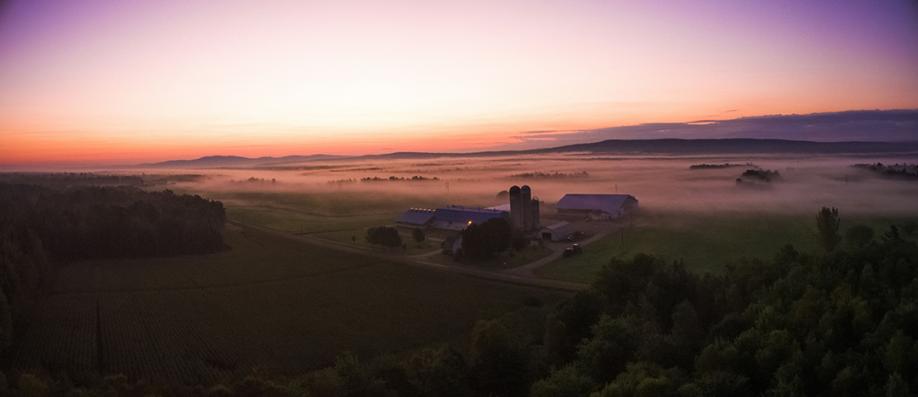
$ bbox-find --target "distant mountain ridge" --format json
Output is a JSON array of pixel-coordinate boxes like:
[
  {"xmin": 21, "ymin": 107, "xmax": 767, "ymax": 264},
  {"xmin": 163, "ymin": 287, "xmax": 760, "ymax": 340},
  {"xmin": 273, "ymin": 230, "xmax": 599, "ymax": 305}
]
[
  {"xmin": 142, "ymin": 154, "xmax": 344, "ymax": 168},
  {"xmin": 143, "ymin": 138, "xmax": 918, "ymax": 168}
]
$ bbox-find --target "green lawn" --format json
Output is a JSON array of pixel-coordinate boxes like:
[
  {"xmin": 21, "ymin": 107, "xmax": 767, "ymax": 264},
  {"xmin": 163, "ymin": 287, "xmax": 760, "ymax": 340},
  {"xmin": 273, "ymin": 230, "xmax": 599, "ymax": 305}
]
[
  {"xmin": 17, "ymin": 225, "xmax": 567, "ymax": 384},
  {"xmin": 537, "ymin": 210, "xmax": 917, "ymax": 283}
]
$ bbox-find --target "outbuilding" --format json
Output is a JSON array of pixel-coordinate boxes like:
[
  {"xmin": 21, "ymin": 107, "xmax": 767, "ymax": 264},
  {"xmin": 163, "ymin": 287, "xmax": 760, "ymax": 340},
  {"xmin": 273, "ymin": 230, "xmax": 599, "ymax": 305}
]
[
  {"xmin": 540, "ymin": 221, "xmax": 575, "ymax": 241},
  {"xmin": 555, "ymin": 194, "xmax": 638, "ymax": 220}
]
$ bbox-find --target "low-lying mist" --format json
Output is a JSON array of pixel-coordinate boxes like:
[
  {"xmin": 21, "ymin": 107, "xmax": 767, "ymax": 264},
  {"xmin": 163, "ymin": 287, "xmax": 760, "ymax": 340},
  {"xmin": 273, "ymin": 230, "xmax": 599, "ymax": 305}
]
[{"xmin": 116, "ymin": 153, "xmax": 918, "ymax": 217}]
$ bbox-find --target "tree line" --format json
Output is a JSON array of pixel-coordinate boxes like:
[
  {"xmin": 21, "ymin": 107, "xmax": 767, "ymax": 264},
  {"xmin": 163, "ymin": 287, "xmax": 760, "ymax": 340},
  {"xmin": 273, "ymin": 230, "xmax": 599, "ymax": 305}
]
[{"xmin": 0, "ymin": 182, "xmax": 225, "ymax": 358}]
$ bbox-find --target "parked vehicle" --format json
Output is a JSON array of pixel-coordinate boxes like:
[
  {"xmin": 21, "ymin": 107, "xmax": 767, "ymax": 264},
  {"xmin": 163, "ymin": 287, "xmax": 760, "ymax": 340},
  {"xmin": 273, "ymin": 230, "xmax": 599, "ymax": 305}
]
[
  {"xmin": 566, "ymin": 231, "xmax": 586, "ymax": 242},
  {"xmin": 562, "ymin": 243, "xmax": 583, "ymax": 258}
]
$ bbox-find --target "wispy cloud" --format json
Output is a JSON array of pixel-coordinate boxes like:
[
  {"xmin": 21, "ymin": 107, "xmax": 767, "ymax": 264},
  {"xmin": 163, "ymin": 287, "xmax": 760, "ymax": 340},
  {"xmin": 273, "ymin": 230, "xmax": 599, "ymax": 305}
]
[{"xmin": 494, "ymin": 109, "xmax": 918, "ymax": 151}]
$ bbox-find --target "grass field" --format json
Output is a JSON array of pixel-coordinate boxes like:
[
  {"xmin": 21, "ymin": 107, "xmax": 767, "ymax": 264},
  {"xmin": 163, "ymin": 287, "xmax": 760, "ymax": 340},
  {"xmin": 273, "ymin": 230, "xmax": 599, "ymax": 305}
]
[
  {"xmin": 217, "ymin": 191, "xmax": 453, "ymax": 254},
  {"xmin": 13, "ymin": 224, "xmax": 567, "ymax": 384},
  {"xmin": 537, "ymin": 210, "xmax": 918, "ymax": 283}
]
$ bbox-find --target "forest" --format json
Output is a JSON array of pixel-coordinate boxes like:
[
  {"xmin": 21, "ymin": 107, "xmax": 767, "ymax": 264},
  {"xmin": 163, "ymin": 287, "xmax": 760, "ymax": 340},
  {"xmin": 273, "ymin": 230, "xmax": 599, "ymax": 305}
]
[
  {"xmin": 0, "ymin": 182, "xmax": 225, "ymax": 366},
  {"xmin": 3, "ymin": 207, "xmax": 915, "ymax": 396}
]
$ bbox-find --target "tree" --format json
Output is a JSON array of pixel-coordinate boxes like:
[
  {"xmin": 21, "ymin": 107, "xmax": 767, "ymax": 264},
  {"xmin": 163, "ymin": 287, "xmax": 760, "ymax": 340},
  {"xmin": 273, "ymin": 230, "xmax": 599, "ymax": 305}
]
[
  {"xmin": 405, "ymin": 346, "xmax": 472, "ymax": 397},
  {"xmin": 576, "ymin": 315, "xmax": 639, "ymax": 383},
  {"xmin": 666, "ymin": 301, "xmax": 704, "ymax": 368},
  {"xmin": 412, "ymin": 228, "xmax": 426, "ymax": 244},
  {"xmin": 17, "ymin": 374, "xmax": 49, "ymax": 397},
  {"xmin": 0, "ymin": 287, "xmax": 11, "ymax": 351},
  {"xmin": 468, "ymin": 320, "xmax": 529, "ymax": 397},
  {"xmin": 817, "ymin": 207, "xmax": 841, "ymax": 252},
  {"xmin": 461, "ymin": 218, "xmax": 512, "ymax": 261},
  {"xmin": 885, "ymin": 373, "xmax": 909, "ymax": 397},
  {"xmin": 845, "ymin": 225, "xmax": 873, "ymax": 249},
  {"xmin": 530, "ymin": 365, "xmax": 592, "ymax": 397},
  {"xmin": 366, "ymin": 226, "xmax": 402, "ymax": 248}
]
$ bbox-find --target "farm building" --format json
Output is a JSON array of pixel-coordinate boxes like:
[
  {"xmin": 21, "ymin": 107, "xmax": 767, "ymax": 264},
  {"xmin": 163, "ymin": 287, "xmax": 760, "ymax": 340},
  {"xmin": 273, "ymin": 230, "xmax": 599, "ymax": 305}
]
[
  {"xmin": 395, "ymin": 208, "xmax": 436, "ymax": 228},
  {"xmin": 556, "ymin": 194, "xmax": 638, "ymax": 220},
  {"xmin": 397, "ymin": 205, "xmax": 509, "ymax": 232},
  {"xmin": 430, "ymin": 206, "xmax": 509, "ymax": 231},
  {"xmin": 540, "ymin": 221, "xmax": 575, "ymax": 241}
]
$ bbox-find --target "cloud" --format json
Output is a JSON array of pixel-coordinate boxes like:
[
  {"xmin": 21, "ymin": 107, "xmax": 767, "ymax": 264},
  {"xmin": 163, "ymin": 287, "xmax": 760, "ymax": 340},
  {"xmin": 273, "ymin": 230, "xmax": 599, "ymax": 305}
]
[{"xmin": 502, "ymin": 109, "xmax": 918, "ymax": 150}]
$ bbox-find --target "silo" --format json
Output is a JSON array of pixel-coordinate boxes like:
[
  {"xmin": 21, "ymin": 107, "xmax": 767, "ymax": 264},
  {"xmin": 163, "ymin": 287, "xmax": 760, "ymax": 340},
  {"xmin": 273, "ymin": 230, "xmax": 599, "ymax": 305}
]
[
  {"xmin": 509, "ymin": 185, "xmax": 522, "ymax": 230},
  {"xmin": 521, "ymin": 185, "xmax": 532, "ymax": 231},
  {"xmin": 531, "ymin": 198, "xmax": 540, "ymax": 230}
]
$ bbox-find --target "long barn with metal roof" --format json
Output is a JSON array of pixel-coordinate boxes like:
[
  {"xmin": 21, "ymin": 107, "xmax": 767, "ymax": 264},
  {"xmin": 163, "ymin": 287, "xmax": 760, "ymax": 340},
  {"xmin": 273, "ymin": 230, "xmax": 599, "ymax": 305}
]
[
  {"xmin": 395, "ymin": 206, "xmax": 509, "ymax": 231},
  {"xmin": 555, "ymin": 194, "xmax": 638, "ymax": 219}
]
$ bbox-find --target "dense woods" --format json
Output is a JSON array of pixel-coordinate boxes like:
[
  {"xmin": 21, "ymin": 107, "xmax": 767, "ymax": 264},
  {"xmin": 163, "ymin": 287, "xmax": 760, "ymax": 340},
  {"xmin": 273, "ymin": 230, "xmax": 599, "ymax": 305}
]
[
  {"xmin": 0, "ymin": 182, "xmax": 225, "ymax": 360},
  {"xmin": 0, "ymin": 183, "xmax": 225, "ymax": 260}
]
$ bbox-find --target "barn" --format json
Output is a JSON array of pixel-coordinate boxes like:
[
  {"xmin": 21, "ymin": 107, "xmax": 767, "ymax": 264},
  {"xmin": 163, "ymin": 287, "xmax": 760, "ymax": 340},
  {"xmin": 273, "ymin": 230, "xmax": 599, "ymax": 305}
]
[
  {"xmin": 395, "ymin": 208, "xmax": 436, "ymax": 229},
  {"xmin": 429, "ymin": 206, "xmax": 509, "ymax": 231},
  {"xmin": 555, "ymin": 194, "xmax": 638, "ymax": 220}
]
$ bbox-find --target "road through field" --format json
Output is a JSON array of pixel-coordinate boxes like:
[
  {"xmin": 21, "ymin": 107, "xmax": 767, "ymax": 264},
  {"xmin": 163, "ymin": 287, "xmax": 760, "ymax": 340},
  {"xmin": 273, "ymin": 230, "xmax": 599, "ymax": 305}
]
[{"xmin": 503, "ymin": 230, "xmax": 614, "ymax": 278}]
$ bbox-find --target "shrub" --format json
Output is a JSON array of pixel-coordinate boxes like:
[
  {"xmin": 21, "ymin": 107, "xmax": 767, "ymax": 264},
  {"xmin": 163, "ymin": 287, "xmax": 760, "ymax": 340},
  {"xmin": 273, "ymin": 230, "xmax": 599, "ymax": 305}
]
[
  {"xmin": 366, "ymin": 226, "xmax": 402, "ymax": 247},
  {"xmin": 412, "ymin": 228, "xmax": 426, "ymax": 243},
  {"xmin": 18, "ymin": 374, "xmax": 49, "ymax": 397}
]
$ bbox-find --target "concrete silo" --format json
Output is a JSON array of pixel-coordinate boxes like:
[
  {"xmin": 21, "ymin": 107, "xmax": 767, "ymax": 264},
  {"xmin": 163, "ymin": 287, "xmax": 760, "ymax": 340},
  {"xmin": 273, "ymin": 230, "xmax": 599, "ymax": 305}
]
[
  {"xmin": 509, "ymin": 185, "xmax": 522, "ymax": 230},
  {"xmin": 521, "ymin": 185, "xmax": 532, "ymax": 231}
]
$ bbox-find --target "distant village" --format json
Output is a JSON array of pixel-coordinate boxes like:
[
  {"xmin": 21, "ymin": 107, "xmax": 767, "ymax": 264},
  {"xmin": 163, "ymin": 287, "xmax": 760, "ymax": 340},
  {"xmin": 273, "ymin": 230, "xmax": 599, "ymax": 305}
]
[{"xmin": 395, "ymin": 185, "xmax": 638, "ymax": 257}]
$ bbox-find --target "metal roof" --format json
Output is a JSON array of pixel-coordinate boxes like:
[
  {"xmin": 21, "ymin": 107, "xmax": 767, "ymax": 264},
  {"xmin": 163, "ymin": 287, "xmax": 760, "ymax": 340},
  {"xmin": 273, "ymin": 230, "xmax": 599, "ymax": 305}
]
[
  {"xmin": 542, "ymin": 221, "xmax": 571, "ymax": 231},
  {"xmin": 432, "ymin": 206, "xmax": 508, "ymax": 225},
  {"xmin": 487, "ymin": 203, "xmax": 511, "ymax": 212},
  {"xmin": 556, "ymin": 194, "xmax": 637, "ymax": 214},
  {"xmin": 396, "ymin": 208, "xmax": 436, "ymax": 225}
]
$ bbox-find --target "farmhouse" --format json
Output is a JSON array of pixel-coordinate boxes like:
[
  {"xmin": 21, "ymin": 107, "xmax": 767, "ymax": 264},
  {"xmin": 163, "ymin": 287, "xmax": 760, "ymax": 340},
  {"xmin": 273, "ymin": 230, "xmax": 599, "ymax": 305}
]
[{"xmin": 556, "ymin": 194, "xmax": 638, "ymax": 220}]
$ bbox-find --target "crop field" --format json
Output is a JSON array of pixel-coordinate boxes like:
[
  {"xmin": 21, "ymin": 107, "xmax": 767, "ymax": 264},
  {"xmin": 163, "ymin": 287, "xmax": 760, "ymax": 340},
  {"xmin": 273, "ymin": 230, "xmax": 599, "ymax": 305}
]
[
  {"xmin": 12, "ymin": 224, "xmax": 567, "ymax": 384},
  {"xmin": 537, "ymin": 210, "xmax": 918, "ymax": 283}
]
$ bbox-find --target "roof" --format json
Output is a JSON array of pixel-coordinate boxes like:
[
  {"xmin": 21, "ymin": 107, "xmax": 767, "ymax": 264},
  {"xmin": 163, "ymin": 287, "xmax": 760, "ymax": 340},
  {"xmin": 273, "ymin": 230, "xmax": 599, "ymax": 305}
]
[
  {"xmin": 542, "ymin": 221, "xmax": 571, "ymax": 231},
  {"xmin": 396, "ymin": 208, "xmax": 436, "ymax": 225},
  {"xmin": 487, "ymin": 203, "xmax": 511, "ymax": 212},
  {"xmin": 556, "ymin": 194, "xmax": 637, "ymax": 214},
  {"xmin": 432, "ymin": 206, "xmax": 508, "ymax": 225}
]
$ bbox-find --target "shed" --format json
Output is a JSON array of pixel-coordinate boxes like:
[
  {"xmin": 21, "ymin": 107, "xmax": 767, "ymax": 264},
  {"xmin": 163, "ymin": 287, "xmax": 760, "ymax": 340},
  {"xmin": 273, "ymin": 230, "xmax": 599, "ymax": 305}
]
[{"xmin": 540, "ymin": 221, "xmax": 574, "ymax": 241}]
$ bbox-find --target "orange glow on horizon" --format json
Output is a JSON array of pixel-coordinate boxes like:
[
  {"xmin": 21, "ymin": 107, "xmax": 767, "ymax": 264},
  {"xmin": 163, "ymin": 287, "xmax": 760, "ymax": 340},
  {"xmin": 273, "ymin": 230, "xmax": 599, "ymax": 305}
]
[{"xmin": 1, "ymin": 1, "xmax": 917, "ymax": 165}]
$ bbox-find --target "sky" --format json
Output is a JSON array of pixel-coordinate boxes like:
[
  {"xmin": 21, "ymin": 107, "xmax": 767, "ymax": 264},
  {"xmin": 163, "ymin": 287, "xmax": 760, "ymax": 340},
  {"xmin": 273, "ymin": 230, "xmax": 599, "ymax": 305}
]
[{"xmin": 1, "ymin": 0, "xmax": 917, "ymax": 165}]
